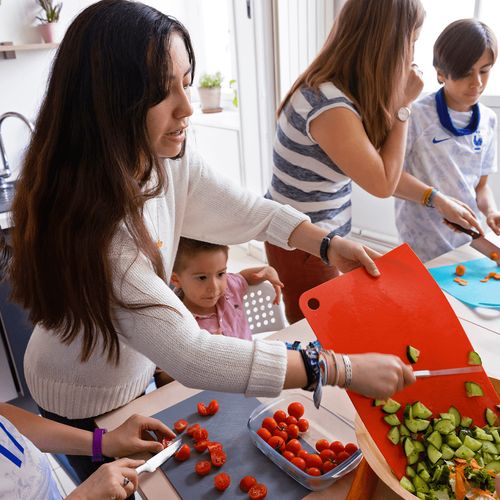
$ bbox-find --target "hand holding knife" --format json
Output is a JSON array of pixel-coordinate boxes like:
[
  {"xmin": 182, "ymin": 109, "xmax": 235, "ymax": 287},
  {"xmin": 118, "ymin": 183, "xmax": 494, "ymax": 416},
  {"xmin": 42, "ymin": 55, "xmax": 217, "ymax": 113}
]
[{"xmin": 135, "ymin": 437, "xmax": 182, "ymax": 474}]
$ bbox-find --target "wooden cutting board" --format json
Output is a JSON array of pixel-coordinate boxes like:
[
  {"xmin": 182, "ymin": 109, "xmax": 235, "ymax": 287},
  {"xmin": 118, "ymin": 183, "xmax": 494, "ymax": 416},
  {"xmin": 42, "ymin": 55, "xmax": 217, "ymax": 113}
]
[{"xmin": 299, "ymin": 244, "xmax": 499, "ymax": 479}]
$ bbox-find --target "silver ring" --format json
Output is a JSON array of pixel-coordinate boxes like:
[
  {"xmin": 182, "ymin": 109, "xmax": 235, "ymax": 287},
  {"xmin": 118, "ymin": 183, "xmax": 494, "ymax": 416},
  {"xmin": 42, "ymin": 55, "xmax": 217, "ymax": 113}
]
[{"xmin": 122, "ymin": 477, "xmax": 130, "ymax": 487}]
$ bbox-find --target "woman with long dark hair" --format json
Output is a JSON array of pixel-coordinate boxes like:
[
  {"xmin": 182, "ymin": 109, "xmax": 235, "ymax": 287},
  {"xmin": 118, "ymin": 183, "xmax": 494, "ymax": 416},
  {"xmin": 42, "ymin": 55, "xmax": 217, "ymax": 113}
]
[{"xmin": 12, "ymin": 0, "xmax": 415, "ymax": 482}]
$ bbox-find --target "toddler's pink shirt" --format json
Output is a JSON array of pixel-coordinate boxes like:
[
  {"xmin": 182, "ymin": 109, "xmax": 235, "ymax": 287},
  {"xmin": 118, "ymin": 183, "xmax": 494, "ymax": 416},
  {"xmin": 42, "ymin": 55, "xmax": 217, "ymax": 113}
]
[{"xmin": 193, "ymin": 273, "xmax": 252, "ymax": 341}]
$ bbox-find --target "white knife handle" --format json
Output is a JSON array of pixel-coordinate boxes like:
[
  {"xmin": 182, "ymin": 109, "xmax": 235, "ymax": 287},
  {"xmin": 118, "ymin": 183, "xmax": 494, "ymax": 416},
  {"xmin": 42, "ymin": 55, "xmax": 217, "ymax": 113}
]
[{"xmin": 136, "ymin": 463, "xmax": 154, "ymax": 475}]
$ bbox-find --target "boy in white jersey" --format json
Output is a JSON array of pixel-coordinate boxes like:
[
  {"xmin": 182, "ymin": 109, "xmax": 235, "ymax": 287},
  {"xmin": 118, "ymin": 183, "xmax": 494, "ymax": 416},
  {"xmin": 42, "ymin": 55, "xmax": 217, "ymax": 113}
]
[{"xmin": 395, "ymin": 19, "xmax": 500, "ymax": 262}]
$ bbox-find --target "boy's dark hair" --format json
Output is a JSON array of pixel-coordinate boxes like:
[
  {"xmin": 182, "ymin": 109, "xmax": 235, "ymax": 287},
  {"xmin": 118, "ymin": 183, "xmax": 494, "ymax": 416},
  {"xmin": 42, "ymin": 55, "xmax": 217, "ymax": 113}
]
[
  {"xmin": 433, "ymin": 19, "xmax": 497, "ymax": 80},
  {"xmin": 174, "ymin": 238, "xmax": 229, "ymax": 272}
]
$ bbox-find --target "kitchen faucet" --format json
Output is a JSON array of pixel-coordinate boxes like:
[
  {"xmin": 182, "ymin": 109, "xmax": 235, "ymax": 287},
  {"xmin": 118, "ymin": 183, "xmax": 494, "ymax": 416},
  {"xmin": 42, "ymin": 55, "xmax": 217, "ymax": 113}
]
[{"xmin": 0, "ymin": 112, "xmax": 35, "ymax": 191}]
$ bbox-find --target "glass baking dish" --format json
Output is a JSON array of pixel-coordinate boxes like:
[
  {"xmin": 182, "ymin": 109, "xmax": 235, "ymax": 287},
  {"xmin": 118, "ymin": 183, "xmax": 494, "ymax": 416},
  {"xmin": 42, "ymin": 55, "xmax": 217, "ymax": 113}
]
[{"xmin": 247, "ymin": 392, "xmax": 362, "ymax": 491}]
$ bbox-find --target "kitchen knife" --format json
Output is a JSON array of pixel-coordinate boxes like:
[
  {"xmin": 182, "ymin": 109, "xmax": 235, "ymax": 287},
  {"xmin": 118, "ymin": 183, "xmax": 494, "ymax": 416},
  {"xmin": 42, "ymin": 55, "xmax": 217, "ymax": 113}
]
[
  {"xmin": 414, "ymin": 366, "xmax": 482, "ymax": 378},
  {"xmin": 444, "ymin": 219, "xmax": 500, "ymax": 265},
  {"xmin": 135, "ymin": 437, "xmax": 182, "ymax": 474}
]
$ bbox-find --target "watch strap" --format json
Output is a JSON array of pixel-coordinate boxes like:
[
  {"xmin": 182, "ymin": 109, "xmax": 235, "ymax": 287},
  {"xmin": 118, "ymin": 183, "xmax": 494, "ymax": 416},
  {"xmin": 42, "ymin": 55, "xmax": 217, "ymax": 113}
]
[{"xmin": 92, "ymin": 428, "xmax": 107, "ymax": 462}]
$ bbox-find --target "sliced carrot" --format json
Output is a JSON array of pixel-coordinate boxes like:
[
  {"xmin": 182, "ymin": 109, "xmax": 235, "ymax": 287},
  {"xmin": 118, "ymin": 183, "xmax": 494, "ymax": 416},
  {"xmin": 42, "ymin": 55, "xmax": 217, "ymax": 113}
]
[
  {"xmin": 493, "ymin": 273, "xmax": 500, "ymax": 280},
  {"xmin": 490, "ymin": 251, "xmax": 499, "ymax": 261},
  {"xmin": 453, "ymin": 277, "xmax": 468, "ymax": 286},
  {"xmin": 454, "ymin": 466, "xmax": 466, "ymax": 500},
  {"xmin": 480, "ymin": 278, "xmax": 489, "ymax": 283}
]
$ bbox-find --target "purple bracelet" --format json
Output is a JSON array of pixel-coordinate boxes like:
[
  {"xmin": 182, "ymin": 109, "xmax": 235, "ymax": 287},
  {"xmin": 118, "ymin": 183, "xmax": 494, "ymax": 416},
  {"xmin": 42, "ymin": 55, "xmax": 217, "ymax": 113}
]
[{"xmin": 92, "ymin": 428, "xmax": 107, "ymax": 462}]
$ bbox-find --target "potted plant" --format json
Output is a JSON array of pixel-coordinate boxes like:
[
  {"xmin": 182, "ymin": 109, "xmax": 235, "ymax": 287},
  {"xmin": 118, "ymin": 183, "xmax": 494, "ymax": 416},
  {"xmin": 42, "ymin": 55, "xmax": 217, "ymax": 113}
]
[
  {"xmin": 36, "ymin": 0, "xmax": 62, "ymax": 43},
  {"xmin": 198, "ymin": 71, "xmax": 223, "ymax": 113}
]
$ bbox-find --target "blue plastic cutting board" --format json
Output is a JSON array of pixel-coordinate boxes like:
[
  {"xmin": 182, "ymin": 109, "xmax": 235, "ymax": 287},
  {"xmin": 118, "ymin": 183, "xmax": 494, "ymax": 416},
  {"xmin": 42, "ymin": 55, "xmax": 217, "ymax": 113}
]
[
  {"xmin": 152, "ymin": 390, "xmax": 308, "ymax": 499},
  {"xmin": 428, "ymin": 257, "xmax": 500, "ymax": 309}
]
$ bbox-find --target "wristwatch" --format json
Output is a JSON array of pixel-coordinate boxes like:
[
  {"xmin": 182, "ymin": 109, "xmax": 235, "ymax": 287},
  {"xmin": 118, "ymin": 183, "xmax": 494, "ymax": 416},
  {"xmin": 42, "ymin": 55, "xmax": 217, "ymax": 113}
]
[{"xmin": 396, "ymin": 106, "xmax": 411, "ymax": 122}]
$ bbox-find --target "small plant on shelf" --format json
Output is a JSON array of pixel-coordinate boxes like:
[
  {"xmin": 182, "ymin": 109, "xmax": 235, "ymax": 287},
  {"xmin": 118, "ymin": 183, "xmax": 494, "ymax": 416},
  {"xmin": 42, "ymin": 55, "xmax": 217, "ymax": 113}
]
[
  {"xmin": 36, "ymin": 0, "xmax": 63, "ymax": 23},
  {"xmin": 197, "ymin": 71, "xmax": 223, "ymax": 113},
  {"xmin": 198, "ymin": 71, "xmax": 223, "ymax": 89}
]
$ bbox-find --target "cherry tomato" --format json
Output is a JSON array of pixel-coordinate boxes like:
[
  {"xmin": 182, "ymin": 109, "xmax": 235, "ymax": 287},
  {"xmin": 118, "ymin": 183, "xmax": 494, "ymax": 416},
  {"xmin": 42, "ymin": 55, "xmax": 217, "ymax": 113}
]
[
  {"xmin": 174, "ymin": 444, "xmax": 191, "ymax": 461},
  {"xmin": 283, "ymin": 450, "xmax": 295, "ymax": 461},
  {"xmin": 195, "ymin": 460, "xmax": 211, "ymax": 476},
  {"xmin": 286, "ymin": 423, "xmax": 299, "ymax": 439},
  {"xmin": 306, "ymin": 453, "xmax": 323, "ymax": 470},
  {"xmin": 320, "ymin": 449, "xmax": 336, "ymax": 462},
  {"xmin": 306, "ymin": 467, "xmax": 322, "ymax": 476},
  {"xmin": 261, "ymin": 417, "xmax": 278, "ymax": 432},
  {"xmin": 273, "ymin": 409, "xmax": 287, "ymax": 423},
  {"xmin": 161, "ymin": 438, "xmax": 172, "ymax": 448},
  {"xmin": 256, "ymin": 427, "xmax": 272, "ymax": 442},
  {"xmin": 297, "ymin": 449, "xmax": 309, "ymax": 461},
  {"xmin": 345, "ymin": 443, "xmax": 359, "ymax": 455},
  {"xmin": 297, "ymin": 418, "xmax": 309, "ymax": 432},
  {"xmin": 288, "ymin": 402, "xmax": 305, "ymax": 419},
  {"xmin": 330, "ymin": 441, "xmax": 345, "ymax": 454},
  {"xmin": 193, "ymin": 428, "xmax": 208, "ymax": 442},
  {"xmin": 193, "ymin": 440, "xmax": 208, "ymax": 453},
  {"xmin": 273, "ymin": 428, "xmax": 288, "ymax": 441},
  {"xmin": 240, "ymin": 475, "xmax": 257, "ymax": 492},
  {"xmin": 173, "ymin": 419, "xmax": 188, "ymax": 434},
  {"xmin": 315, "ymin": 439, "xmax": 330, "ymax": 452},
  {"xmin": 186, "ymin": 423, "xmax": 200, "ymax": 436},
  {"xmin": 285, "ymin": 438, "xmax": 302, "ymax": 455},
  {"xmin": 336, "ymin": 451, "xmax": 350, "ymax": 464},
  {"xmin": 322, "ymin": 460, "xmax": 337, "ymax": 473},
  {"xmin": 210, "ymin": 449, "xmax": 227, "ymax": 467},
  {"xmin": 197, "ymin": 402, "xmax": 209, "ymax": 416},
  {"xmin": 207, "ymin": 441, "xmax": 223, "ymax": 454},
  {"xmin": 285, "ymin": 415, "xmax": 298, "ymax": 426},
  {"xmin": 214, "ymin": 472, "xmax": 231, "ymax": 491},
  {"xmin": 207, "ymin": 399, "xmax": 219, "ymax": 415},
  {"xmin": 291, "ymin": 456, "xmax": 306, "ymax": 471},
  {"xmin": 267, "ymin": 435, "xmax": 285, "ymax": 453},
  {"xmin": 248, "ymin": 483, "xmax": 268, "ymax": 499}
]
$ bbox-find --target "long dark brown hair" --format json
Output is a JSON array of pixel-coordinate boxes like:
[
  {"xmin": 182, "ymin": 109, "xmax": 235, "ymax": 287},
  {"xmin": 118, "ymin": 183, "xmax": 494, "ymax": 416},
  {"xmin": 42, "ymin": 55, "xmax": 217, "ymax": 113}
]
[
  {"xmin": 10, "ymin": 0, "xmax": 195, "ymax": 363},
  {"xmin": 278, "ymin": 0, "xmax": 425, "ymax": 149}
]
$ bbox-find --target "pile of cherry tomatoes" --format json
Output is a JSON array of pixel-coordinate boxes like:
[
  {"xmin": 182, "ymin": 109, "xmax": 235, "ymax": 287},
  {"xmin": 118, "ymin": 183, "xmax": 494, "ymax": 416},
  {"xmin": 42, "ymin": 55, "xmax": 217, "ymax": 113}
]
[{"xmin": 256, "ymin": 401, "xmax": 359, "ymax": 476}]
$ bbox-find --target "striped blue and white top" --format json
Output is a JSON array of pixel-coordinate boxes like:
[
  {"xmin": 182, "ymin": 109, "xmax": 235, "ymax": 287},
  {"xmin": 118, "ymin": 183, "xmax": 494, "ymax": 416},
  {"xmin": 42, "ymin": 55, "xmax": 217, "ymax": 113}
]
[{"xmin": 266, "ymin": 82, "xmax": 360, "ymax": 236}]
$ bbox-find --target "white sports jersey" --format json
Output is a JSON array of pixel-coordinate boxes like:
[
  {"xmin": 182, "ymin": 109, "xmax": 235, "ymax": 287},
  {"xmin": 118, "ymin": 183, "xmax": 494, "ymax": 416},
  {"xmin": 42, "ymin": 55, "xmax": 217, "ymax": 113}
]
[
  {"xmin": 395, "ymin": 91, "xmax": 498, "ymax": 262},
  {"xmin": 0, "ymin": 415, "xmax": 61, "ymax": 500}
]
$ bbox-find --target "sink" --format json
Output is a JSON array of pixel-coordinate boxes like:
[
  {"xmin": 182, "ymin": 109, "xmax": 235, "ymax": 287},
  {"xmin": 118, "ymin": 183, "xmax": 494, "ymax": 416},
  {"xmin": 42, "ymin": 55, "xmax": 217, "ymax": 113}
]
[{"xmin": 0, "ymin": 182, "xmax": 16, "ymax": 214}]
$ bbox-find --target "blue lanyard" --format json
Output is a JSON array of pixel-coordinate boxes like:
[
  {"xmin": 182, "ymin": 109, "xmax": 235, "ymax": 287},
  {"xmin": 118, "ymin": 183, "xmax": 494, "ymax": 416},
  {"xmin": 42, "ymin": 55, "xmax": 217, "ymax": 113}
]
[
  {"xmin": 0, "ymin": 421, "xmax": 24, "ymax": 468},
  {"xmin": 435, "ymin": 87, "xmax": 480, "ymax": 136}
]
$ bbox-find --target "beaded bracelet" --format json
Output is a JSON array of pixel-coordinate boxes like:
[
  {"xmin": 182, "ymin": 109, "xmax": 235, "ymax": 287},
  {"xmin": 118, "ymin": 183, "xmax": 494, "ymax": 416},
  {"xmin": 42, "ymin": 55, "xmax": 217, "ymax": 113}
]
[{"xmin": 341, "ymin": 354, "xmax": 353, "ymax": 389}]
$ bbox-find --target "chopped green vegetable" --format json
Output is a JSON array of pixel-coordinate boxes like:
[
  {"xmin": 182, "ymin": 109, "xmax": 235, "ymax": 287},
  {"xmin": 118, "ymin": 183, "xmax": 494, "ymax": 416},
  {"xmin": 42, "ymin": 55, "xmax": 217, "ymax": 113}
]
[
  {"xmin": 412, "ymin": 401, "xmax": 432, "ymax": 419},
  {"xmin": 447, "ymin": 406, "xmax": 461, "ymax": 427},
  {"xmin": 382, "ymin": 398, "xmax": 401, "ymax": 414},
  {"xmin": 387, "ymin": 426, "xmax": 400, "ymax": 445},
  {"xmin": 406, "ymin": 345, "xmax": 420, "ymax": 364},
  {"xmin": 485, "ymin": 407, "xmax": 498, "ymax": 427},
  {"xmin": 400, "ymin": 476, "xmax": 415, "ymax": 493},
  {"xmin": 465, "ymin": 381, "xmax": 484, "ymax": 397},
  {"xmin": 467, "ymin": 351, "xmax": 482, "ymax": 365},
  {"xmin": 383, "ymin": 414, "xmax": 400, "ymax": 426}
]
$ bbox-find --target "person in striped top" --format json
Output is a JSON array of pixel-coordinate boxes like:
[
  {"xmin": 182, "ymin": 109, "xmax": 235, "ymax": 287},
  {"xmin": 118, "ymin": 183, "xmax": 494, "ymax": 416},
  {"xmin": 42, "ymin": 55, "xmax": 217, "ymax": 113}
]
[{"xmin": 265, "ymin": 0, "xmax": 425, "ymax": 323}]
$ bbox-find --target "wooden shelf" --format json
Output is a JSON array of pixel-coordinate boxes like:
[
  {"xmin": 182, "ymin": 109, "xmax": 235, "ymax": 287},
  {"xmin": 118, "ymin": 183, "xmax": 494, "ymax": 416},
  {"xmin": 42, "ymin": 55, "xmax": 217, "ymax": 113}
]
[{"xmin": 0, "ymin": 43, "xmax": 58, "ymax": 59}]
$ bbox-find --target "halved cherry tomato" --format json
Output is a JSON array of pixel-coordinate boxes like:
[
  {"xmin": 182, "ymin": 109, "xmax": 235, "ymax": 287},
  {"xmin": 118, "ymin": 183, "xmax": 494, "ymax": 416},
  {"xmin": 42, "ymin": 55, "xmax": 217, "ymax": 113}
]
[
  {"xmin": 306, "ymin": 453, "xmax": 323, "ymax": 470},
  {"xmin": 193, "ymin": 440, "xmax": 208, "ymax": 453},
  {"xmin": 330, "ymin": 441, "xmax": 345, "ymax": 454},
  {"xmin": 174, "ymin": 444, "xmax": 191, "ymax": 461},
  {"xmin": 210, "ymin": 449, "xmax": 227, "ymax": 467},
  {"xmin": 287, "ymin": 402, "xmax": 305, "ymax": 419},
  {"xmin": 161, "ymin": 438, "xmax": 172, "ymax": 448},
  {"xmin": 285, "ymin": 438, "xmax": 302, "ymax": 455},
  {"xmin": 256, "ymin": 427, "xmax": 272, "ymax": 442},
  {"xmin": 214, "ymin": 472, "xmax": 231, "ymax": 491},
  {"xmin": 285, "ymin": 415, "xmax": 298, "ymax": 426},
  {"xmin": 248, "ymin": 483, "xmax": 268, "ymax": 499},
  {"xmin": 291, "ymin": 456, "xmax": 306, "ymax": 471},
  {"xmin": 173, "ymin": 419, "xmax": 188, "ymax": 434},
  {"xmin": 286, "ymin": 423, "xmax": 299, "ymax": 439},
  {"xmin": 195, "ymin": 460, "xmax": 211, "ymax": 476},
  {"xmin": 336, "ymin": 451, "xmax": 350, "ymax": 464},
  {"xmin": 320, "ymin": 449, "xmax": 336, "ymax": 462},
  {"xmin": 186, "ymin": 423, "xmax": 200, "ymax": 436},
  {"xmin": 240, "ymin": 475, "xmax": 257, "ymax": 492},
  {"xmin": 267, "ymin": 435, "xmax": 285, "ymax": 453},
  {"xmin": 261, "ymin": 417, "xmax": 278, "ymax": 432},
  {"xmin": 207, "ymin": 399, "xmax": 219, "ymax": 415},
  {"xmin": 306, "ymin": 467, "xmax": 321, "ymax": 476},
  {"xmin": 207, "ymin": 441, "xmax": 223, "ymax": 454},
  {"xmin": 345, "ymin": 443, "xmax": 359, "ymax": 455},
  {"xmin": 197, "ymin": 402, "xmax": 209, "ymax": 416},
  {"xmin": 273, "ymin": 409, "xmax": 287, "ymax": 423},
  {"xmin": 315, "ymin": 439, "xmax": 330, "ymax": 452},
  {"xmin": 193, "ymin": 428, "xmax": 208, "ymax": 442},
  {"xmin": 322, "ymin": 460, "xmax": 337, "ymax": 473},
  {"xmin": 283, "ymin": 450, "xmax": 295, "ymax": 461},
  {"xmin": 297, "ymin": 418, "xmax": 309, "ymax": 432}
]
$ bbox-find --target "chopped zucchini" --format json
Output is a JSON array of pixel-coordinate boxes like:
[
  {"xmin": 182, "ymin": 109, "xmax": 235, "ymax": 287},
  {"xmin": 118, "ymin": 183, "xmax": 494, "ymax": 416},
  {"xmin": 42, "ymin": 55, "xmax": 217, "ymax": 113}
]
[
  {"xmin": 463, "ymin": 435, "xmax": 482, "ymax": 452},
  {"xmin": 372, "ymin": 399, "xmax": 386, "ymax": 407},
  {"xmin": 407, "ymin": 449, "xmax": 420, "ymax": 465},
  {"xmin": 406, "ymin": 465, "xmax": 416, "ymax": 478},
  {"xmin": 465, "ymin": 381, "xmax": 484, "ymax": 397},
  {"xmin": 485, "ymin": 460, "xmax": 500, "ymax": 473},
  {"xmin": 491, "ymin": 429, "xmax": 500, "ymax": 444},
  {"xmin": 383, "ymin": 414, "xmax": 401, "ymax": 426},
  {"xmin": 454, "ymin": 444, "xmax": 475, "ymax": 460},
  {"xmin": 485, "ymin": 408, "xmax": 498, "ymax": 427},
  {"xmin": 416, "ymin": 493, "xmax": 429, "ymax": 500},
  {"xmin": 440, "ymin": 444, "xmax": 455, "ymax": 460},
  {"xmin": 434, "ymin": 419, "xmax": 455, "ymax": 435},
  {"xmin": 446, "ymin": 433, "xmax": 462, "ymax": 449},
  {"xmin": 382, "ymin": 398, "xmax": 401, "ymax": 414},
  {"xmin": 460, "ymin": 415, "xmax": 473, "ymax": 428},
  {"xmin": 413, "ymin": 440, "xmax": 425, "ymax": 453},
  {"xmin": 448, "ymin": 406, "xmax": 461, "ymax": 427},
  {"xmin": 427, "ymin": 444, "xmax": 442, "ymax": 464},
  {"xmin": 407, "ymin": 345, "xmax": 420, "ymax": 364},
  {"xmin": 412, "ymin": 401, "xmax": 432, "ymax": 419},
  {"xmin": 387, "ymin": 426, "xmax": 400, "ymax": 445},
  {"xmin": 400, "ymin": 476, "xmax": 415, "ymax": 493},
  {"xmin": 413, "ymin": 474, "xmax": 429, "ymax": 493},
  {"xmin": 439, "ymin": 412, "xmax": 454, "ymax": 422},
  {"xmin": 418, "ymin": 467, "xmax": 431, "ymax": 482},
  {"xmin": 467, "ymin": 351, "xmax": 482, "ymax": 365},
  {"xmin": 399, "ymin": 424, "xmax": 410, "ymax": 438},
  {"xmin": 426, "ymin": 430, "xmax": 442, "ymax": 450},
  {"xmin": 404, "ymin": 437, "xmax": 415, "ymax": 456}
]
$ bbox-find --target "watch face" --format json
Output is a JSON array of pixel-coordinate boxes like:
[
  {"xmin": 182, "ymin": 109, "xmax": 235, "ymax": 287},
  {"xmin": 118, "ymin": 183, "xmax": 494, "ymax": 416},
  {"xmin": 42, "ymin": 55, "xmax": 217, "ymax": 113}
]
[{"xmin": 397, "ymin": 106, "xmax": 411, "ymax": 122}]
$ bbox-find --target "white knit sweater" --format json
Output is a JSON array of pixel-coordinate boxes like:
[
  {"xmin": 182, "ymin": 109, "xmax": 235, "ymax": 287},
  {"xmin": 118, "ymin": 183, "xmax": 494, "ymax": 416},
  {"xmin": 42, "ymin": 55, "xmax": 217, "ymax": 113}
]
[{"xmin": 24, "ymin": 147, "xmax": 309, "ymax": 419}]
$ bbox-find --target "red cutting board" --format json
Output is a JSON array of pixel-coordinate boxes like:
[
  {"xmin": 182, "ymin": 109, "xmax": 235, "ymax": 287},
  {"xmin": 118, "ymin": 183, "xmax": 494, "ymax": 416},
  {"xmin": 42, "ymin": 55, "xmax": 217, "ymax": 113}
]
[{"xmin": 299, "ymin": 244, "xmax": 499, "ymax": 479}]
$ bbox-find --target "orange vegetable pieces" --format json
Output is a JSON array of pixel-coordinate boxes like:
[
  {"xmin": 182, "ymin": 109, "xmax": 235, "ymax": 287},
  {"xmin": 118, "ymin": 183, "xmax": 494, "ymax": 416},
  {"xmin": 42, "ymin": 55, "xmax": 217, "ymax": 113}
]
[
  {"xmin": 490, "ymin": 251, "xmax": 499, "ymax": 261},
  {"xmin": 453, "ymin": 277, "xmax": 468, "ymax": 286},
  {"xmin": 455, "ymin": 264, "xmax": 466, "ymax": 276}
]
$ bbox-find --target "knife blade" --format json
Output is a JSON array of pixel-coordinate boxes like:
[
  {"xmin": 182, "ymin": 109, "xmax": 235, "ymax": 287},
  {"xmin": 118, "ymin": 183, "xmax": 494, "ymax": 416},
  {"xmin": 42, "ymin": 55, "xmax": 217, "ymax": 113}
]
[
  {"xmin": 444, "ymin": 219, "xmax": 500, "ymax": 264},
  {"xmin": 414, "ymin": 366, "xmax": 482, "ymax": 378},
  {"xmin": 135, "ymin": 437, "xmax": 182, "ymax": 474}
]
